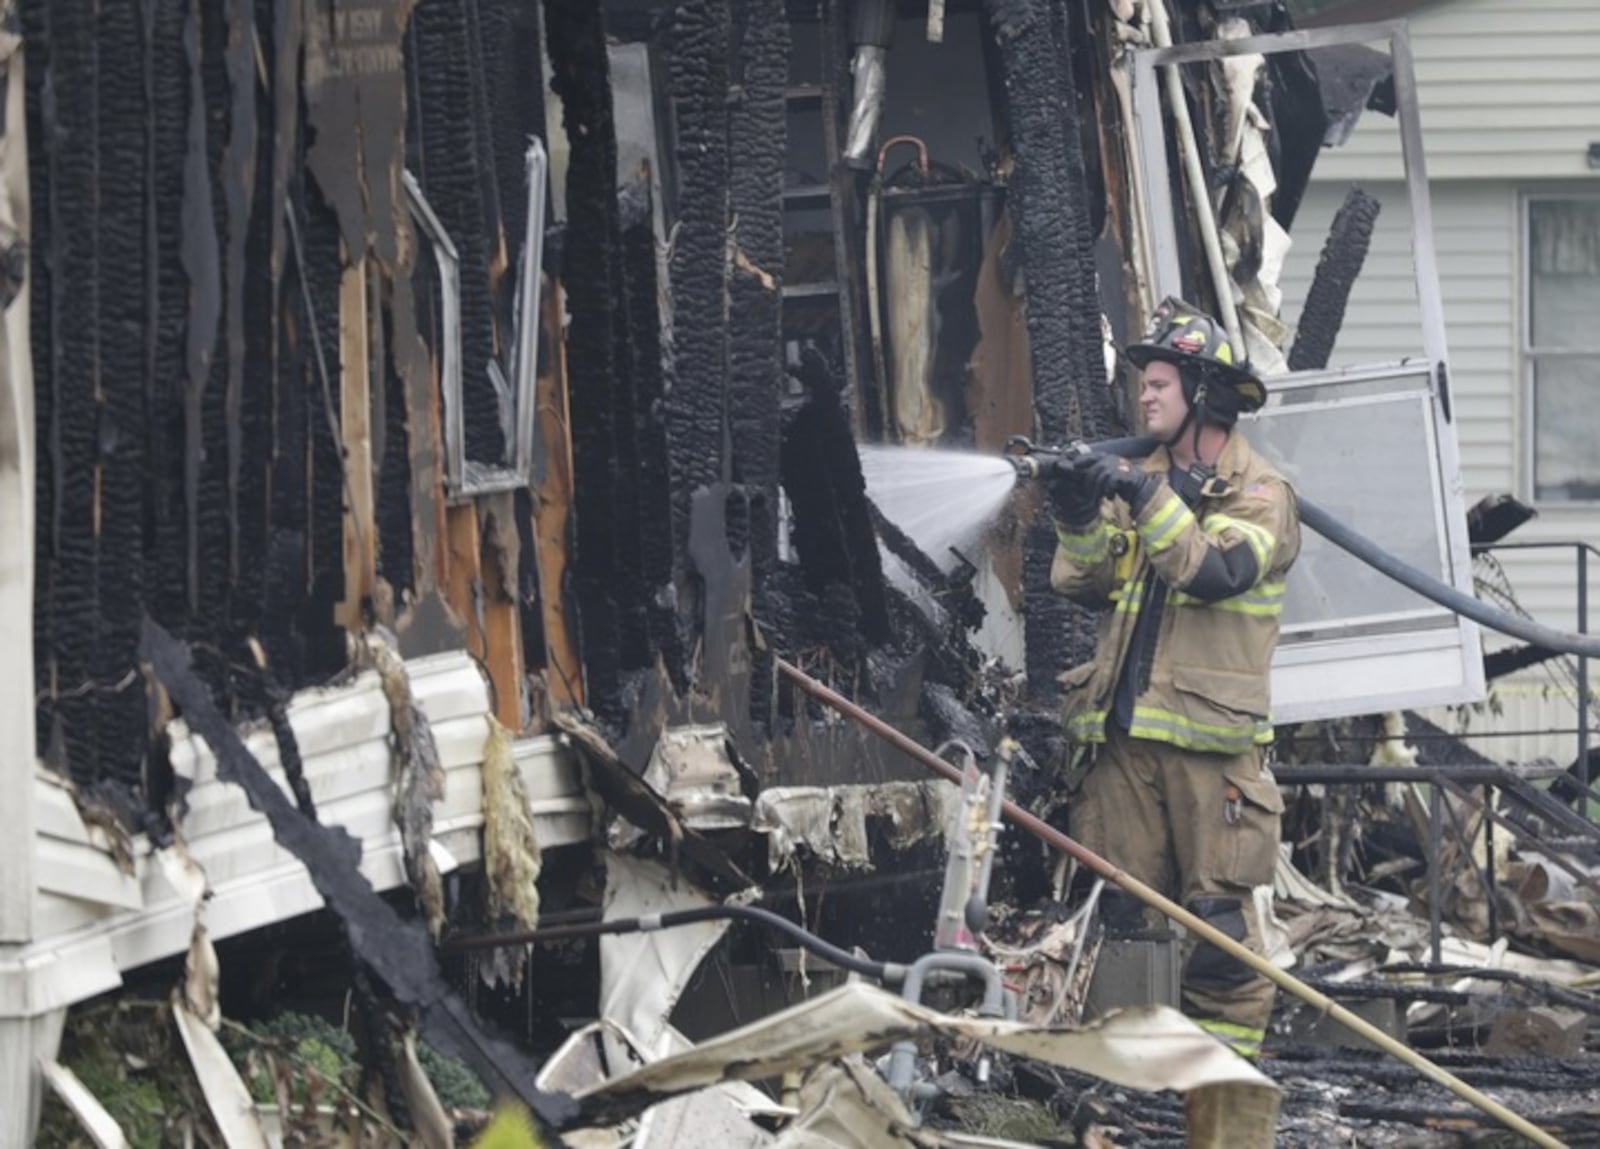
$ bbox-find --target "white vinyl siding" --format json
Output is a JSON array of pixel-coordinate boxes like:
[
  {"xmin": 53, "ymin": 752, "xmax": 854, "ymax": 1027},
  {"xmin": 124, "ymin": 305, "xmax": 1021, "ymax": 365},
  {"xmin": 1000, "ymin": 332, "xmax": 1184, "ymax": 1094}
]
[
  {"xmin": 1279, "ymin": 179, "xmax": 1600, "ymax": 646},
  {"xmin": 1313, "ymin": 0, "xmax": 1600, "ymax": 182}
]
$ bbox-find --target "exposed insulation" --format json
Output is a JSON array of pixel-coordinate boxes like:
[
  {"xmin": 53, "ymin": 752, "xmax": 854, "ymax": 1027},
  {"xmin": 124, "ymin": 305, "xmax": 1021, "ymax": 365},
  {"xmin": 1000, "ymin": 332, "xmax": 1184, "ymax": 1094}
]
[
  {"xmin": 361, "ymin": 630, "xmax": 448, "ymax": 939},
  {"xmin": 479, "ymin": 714, "xmax": 543, "ymax": 992}
]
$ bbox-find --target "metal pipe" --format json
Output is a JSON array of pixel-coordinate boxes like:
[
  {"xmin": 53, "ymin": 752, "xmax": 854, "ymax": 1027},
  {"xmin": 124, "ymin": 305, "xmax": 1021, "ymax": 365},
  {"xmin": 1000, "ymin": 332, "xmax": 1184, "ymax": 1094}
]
[
  {"xmin": 1429, "ymin": 782, "xmax": 1443, "ymax": 966},
  {"xmin": 776, "ymin": 657, "xmax": 1566, "ymax": 1149},
  {"xmin": 1146, "ymin": 0, "xmax": 1243, "ymax": 350},
  {"xmin": 440, "ymin": 902, "xmax": 908, "ymax": 986},
  {"xmin": 1579, "ymin": 544, "xmax": 1590, "ymax": 802},
  {"xmin": 1483, "ymin": 784, "xmax": 1498, "ymax": 945},
  {"xmin": 886, "ymin": 950, "xmax": 1008, "ymax": 1097}
]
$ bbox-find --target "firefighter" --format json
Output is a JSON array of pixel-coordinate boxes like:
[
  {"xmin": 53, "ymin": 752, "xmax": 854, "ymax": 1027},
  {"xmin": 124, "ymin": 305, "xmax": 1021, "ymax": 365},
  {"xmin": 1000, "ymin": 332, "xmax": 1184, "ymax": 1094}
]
[{"xmin": 1048, "ymin": 297, "xmax": 1299, "ymax": 1058}]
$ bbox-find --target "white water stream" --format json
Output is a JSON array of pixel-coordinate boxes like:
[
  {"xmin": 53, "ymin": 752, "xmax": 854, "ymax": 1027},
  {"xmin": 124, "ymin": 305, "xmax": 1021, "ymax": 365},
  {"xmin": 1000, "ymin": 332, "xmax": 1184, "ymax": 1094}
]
[{"xmin": 857, "ymin": 444, "xmax": 1019, "ymax": 573}]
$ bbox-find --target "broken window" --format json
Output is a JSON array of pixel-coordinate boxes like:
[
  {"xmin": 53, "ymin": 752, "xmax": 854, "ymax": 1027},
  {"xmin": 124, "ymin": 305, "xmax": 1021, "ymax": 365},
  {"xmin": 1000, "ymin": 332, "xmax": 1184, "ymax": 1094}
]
[
  {"xmin": 1131, "ymin": 22, "xmax": 1484, "ymax": 724},
  {"xmin": 1526, "ymin": 195, "xmax": 1600, "ymax": 504},
  {"xmin": 405, "ymin": 141, "xmax": 548, "ymax": 497}
]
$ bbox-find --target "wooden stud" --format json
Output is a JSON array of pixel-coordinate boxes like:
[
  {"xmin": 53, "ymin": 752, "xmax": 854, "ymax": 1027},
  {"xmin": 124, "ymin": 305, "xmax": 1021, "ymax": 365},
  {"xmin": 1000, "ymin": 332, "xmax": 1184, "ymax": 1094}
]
[
  {"xmin": 478, "ymin": 495, "xmax": 526, "ymax": 731},
  {"xmin": 531, "ymin": 277, "xmax": 584, "ymax": 707},
  {"xmin": 337, "ymin": 252, "xmax": 375, "ymax": 631},
  {"xmin": 444, "ymin": 501, "xmax": 483, "ymax": 654}
]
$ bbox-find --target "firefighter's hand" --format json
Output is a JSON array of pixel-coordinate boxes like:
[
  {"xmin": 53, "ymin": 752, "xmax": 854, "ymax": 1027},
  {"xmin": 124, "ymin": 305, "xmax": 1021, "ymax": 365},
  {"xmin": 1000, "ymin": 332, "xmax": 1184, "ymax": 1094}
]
[
  {"xmin": 1072, "ymin": 452, "xmax": 1156, "ymax": 514},
  {"xmin": 1048, "ymin": 458, "xmax": 1101, "ymax": 527}
]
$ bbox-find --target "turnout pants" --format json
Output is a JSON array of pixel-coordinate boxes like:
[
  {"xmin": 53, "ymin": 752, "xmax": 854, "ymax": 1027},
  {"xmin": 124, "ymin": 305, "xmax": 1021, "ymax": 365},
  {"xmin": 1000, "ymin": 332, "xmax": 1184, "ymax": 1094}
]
[{"xmin": 1068, "ymin": 725, "xmax": 1285, "ymax": 1056}]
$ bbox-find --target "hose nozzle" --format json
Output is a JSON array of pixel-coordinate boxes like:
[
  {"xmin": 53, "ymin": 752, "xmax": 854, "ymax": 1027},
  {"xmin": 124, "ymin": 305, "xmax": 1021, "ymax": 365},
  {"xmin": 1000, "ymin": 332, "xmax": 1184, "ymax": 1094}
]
[{"xmin": 1003, "ymin": 434, "xmax": 1088, "ymax": 481}]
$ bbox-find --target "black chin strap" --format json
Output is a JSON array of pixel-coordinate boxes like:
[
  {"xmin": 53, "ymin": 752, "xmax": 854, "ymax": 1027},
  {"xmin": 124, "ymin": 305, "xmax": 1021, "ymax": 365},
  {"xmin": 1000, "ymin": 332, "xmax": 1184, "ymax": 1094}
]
[{"xmin": 1162, "ymin": 405, "xmax": 1195, "ymax": 450}]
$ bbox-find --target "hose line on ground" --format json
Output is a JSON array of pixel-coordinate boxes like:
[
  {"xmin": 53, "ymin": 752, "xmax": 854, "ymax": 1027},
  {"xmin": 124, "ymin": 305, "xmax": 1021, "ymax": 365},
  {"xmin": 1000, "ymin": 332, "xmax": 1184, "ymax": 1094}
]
[
  {"xmin": 1086, "ymin": 435, "xmax": 1600, "ymax": 660},
  {"xmin": 440, "ymin": 903, "xmax": 901, "ymax": 984}
]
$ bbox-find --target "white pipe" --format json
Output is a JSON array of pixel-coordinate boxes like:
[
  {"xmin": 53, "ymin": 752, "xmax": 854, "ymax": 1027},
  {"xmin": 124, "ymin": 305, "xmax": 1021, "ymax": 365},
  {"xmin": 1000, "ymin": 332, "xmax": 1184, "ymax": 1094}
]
[{"xmin": 1147, "ymin": 0, "xmax": 1244, "ymax": 351}]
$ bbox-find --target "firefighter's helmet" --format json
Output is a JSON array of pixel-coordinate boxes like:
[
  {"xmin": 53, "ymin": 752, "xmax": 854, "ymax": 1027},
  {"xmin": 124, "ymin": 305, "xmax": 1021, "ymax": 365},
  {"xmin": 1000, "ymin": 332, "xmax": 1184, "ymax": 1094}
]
[{"xmin": 1124, "ymin": 296, "xmax": 1267, "ymax": 421}]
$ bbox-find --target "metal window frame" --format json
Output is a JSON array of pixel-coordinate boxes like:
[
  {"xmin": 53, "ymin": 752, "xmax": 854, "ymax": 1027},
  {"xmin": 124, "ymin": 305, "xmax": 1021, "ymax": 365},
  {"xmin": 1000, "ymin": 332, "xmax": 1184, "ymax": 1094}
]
[
  {"xmin": 1519, "ymin": 189, "xmax": 1600, "ymax": 508},
  {"xmin": 404, "ymin": 139, "xmax": 549, "ymax": 498},
  {"xmin": 1131, "ymin": 23, "xmax": 1485, "ymax": 724},
  {"xmin": 1132, "ymin": 21, "xmax": 1448, "ymax": 370}
]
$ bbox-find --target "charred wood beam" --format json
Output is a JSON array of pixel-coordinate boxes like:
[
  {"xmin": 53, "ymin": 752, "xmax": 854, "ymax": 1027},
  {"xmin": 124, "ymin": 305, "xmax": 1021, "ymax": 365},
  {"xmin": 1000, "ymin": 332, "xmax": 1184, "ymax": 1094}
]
[
  {"xmin": 299, "ymin": 183, "xmax": 351, "ymax": 681},
  {"xmin": 263, "ymin": 0, "xmax": 309, "ymax": 680},
  {"xmin": 728, "ymin": 0, "xmax": 788, "ymax": 592},
  {"xmin": 221, "ymin": 0, "xmax": 257, "ymax": 588},
  {"xmin": 609, "ymin": 182, "xmax": 650, "ymax": 672},
  {"xmin": 193, "ymin": 0, "xmax": 232, "ymax": 697},
  {"xmin": 1287, "ymin": 187, "xmax": 1380, "ymax": 373},
  {"xmin": 665, "ymin": 0, "xmax": 732, "ymax": 591},
  {"xmin": 728, "ymin": 0, "xmax": 787, "ymax": 725},
  {"xmin": 234, "ymin": 0, "xmax": 278, "ymax": 641},
  {"xmin": 91, "ymin": 0, "xmax": 150, "ymax": 785},
  {"xmin": 780, "ymin": 357, "xmax": 891, "ymax": 651},
  {"xmin": 476, "ymin": 0, "xmax": 545, "ymax": 318},
  {"xmin": 409, "ymin": 0, "xmax": 507, "ymax": 464},
  {"xmin": 620, "ymin": 186, "xmax": 685, "ymax": 691},
  {"xmin": 44, "ymin": 0, "xmax": 104, "ymax": 779},
  {"xmin": 22, "ymin": 0, "xmax": 54, "ymax": 759},
  {"xmin": 544, "ymin": 0, "xmax": 626, "ymax": 723},
  {"xmin": 984, "ymin": 0, "xmax": 1114, "ymax": 700}
]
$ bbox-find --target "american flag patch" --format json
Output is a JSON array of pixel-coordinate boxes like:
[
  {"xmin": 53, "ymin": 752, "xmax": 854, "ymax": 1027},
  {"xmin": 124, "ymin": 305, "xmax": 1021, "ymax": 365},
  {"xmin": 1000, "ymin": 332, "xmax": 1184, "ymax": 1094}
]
[{"xmin": 1243, "ymin": 482, "xmax": 1271, "ymax": 498}]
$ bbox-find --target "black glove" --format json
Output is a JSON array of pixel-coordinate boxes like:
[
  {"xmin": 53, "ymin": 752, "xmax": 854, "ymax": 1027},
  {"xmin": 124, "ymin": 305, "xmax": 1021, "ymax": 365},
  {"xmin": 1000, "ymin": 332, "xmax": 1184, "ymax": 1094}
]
[
  {"xmin": 1048, "ymin": 458, "xmax": 1102, "ymax": 526},
  {"xmin": 1069, "ymin": 452, "xmax": 1157, "ymax": 514}
]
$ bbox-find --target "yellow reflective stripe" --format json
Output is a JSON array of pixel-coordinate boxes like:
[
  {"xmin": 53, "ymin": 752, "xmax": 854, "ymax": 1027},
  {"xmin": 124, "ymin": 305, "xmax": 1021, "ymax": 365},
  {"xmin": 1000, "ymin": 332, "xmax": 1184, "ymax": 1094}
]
[
  {"xmin": 1204, "ymin": 513, "xmax": 1274, "ymax": 571},
  {"xmin": 1254, "ymin": 719, "xmax": 1275, "ymax": 744},
  {"xmin": 1112, "ymin": 582, "xmax": 1144, "ymax": 614},
  {"xmin": 1055, "ymin": 521, "xmax": 1110, "ymax": 564},
  {"xmin": 1066, "ymin": 711, "xmax": 1108, "ymax": 742},
  {"xmin": 1170, "ymin": 579, "xmax": 1286, "ymax": 616},
  {"xmin": 1127, "ymin": 706, "xmax": 1261, "ymax": 754},
  {"xmin": 1195, "ymin": 1019, "xmax": 1264, "ymax": 1058},
  {"xmin": 1138, "ymin": 492, "xmax": 1195, "ymax": 553}
]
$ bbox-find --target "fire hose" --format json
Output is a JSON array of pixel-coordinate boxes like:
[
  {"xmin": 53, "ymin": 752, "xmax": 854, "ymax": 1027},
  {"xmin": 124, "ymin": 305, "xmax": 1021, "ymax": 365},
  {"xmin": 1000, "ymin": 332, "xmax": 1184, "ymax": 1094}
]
[
  {"xmin": 774, "ymin": 657, "xmax": 1566, "ymax": 1149},
  {"xmin": 1007, "ymin": 434, "xmax": 1600, "ymax": 659}
]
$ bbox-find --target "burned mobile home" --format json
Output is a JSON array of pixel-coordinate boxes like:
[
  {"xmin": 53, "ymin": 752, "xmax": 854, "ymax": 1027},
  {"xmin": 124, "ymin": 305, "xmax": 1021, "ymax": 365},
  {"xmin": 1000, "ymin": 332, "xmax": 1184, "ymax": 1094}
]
[{"xmin": 3, "ymin": 0, "xmax": 1600, "ymax": 1144}]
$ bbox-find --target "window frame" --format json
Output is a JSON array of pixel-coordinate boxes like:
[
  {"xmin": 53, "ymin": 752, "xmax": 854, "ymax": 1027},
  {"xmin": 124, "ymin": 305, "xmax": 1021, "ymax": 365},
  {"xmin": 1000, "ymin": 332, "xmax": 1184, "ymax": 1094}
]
[
  {"xmin": 404, "ymin": 139, "xmax": 548, "ymax": 498},
  {"xmin": 1520, "ymin": 189, "xmax": 1600, "ymax": 509},
  {"xmin": 1130, "ymin": 22, "xmax": 1485, "ymax": 725}
]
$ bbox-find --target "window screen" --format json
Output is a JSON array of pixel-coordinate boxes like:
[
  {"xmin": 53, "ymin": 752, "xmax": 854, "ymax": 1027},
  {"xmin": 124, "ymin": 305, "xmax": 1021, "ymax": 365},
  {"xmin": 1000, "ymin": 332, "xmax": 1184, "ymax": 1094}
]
[{"xmin": 1529, "ymin": 197, "xmax": 1600, "ymax": 503}]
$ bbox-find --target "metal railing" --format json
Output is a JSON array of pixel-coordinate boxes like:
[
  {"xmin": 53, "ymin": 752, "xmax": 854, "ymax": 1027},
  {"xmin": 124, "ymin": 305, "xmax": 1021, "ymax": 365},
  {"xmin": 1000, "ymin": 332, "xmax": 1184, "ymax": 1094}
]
[
  {"xmin": 1471, "ymin": 538, "xmax": 1600, "ymax": 799},
  {"xmin": 1272, "ymin": 761, "xmax": 1600, "ymax": 963}
]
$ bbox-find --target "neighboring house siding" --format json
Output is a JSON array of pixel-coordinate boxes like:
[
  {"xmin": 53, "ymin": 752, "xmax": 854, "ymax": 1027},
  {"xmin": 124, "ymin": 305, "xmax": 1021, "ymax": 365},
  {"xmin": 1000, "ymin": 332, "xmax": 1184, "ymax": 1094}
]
[
  {"xmin": 1313, "ymin": 0, "xmax": 1600, "ymax": 182},
  {"xmin": 1278, "ymin": 179, "xmax": 1600, "ymax": 759},
  {"xmin": 1279, "ymin": 180, "xmax": 1515, "ymax": 500}
]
